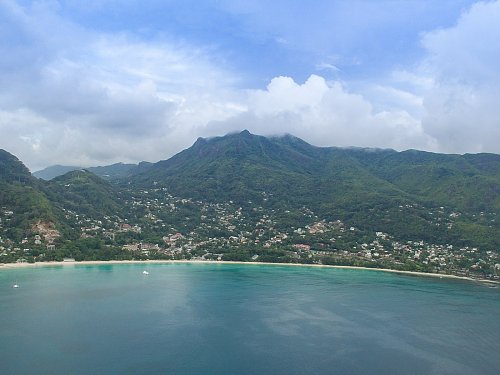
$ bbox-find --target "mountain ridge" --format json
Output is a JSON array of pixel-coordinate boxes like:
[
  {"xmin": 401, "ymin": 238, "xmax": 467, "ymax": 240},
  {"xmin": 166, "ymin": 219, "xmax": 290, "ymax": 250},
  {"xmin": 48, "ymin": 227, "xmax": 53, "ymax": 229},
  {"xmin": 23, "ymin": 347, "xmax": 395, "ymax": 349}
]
[
  {"xmin": 33, "ymin": 161, "xmax": 153, "ymax": 181},
  {"xmin": 0, "ymin": 131, "xmax": 498, "ymax": 273}
]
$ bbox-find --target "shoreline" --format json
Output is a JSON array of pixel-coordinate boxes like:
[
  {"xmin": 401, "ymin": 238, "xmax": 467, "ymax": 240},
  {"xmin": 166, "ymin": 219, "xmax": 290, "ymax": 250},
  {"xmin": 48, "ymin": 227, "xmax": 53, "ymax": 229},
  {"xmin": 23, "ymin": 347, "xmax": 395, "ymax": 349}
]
[{"xmin": 1, "ymin": 259, "xmax": 498, "ymax": 285}]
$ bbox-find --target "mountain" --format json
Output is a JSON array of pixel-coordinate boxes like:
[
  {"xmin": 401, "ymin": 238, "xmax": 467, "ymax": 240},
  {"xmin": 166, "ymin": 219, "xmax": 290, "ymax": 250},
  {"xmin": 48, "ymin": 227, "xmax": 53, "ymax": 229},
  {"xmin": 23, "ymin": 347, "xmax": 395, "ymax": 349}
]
[
  {"xmin": 34, "ymin": 162, "xmax": 153, "ymax": 181},
  {"xmin": 43, "ymin": 170, "xmax": 125, "ymax": 219},
  {"xmin": 0, "ymin": 150, "xmax": 58, "ymax": 240},
  {"xmin": 132, "ymin": 131, "xmax": 399, "ymax": 202},
  {"xmin": 343, "ymin": 148, "xmax": 500, "ymax": 212},
  {"xmin": 0, "ymin": 150, "xmax": 124, "ymax": 242},
  {"xmin": 0, "ymin": 149, "xmax": 34, "ymax": 184},
  {"xmin": 130, "ymin": 130, "xmax": 500, "ymax": 248},
  {"xmin": 87, "ymin": 162, "xmax": 152, "ymax": 181},
  {"xmin": 134, "ymin": 131, "xmax": 500, "ymax": 211},
  {"xmin": 1, "ymin": 134, "xmax": 499, "ymax": 274},
  {"xmin": 33, "ymin": 165, "xmax": 81, "ymax": 180}
]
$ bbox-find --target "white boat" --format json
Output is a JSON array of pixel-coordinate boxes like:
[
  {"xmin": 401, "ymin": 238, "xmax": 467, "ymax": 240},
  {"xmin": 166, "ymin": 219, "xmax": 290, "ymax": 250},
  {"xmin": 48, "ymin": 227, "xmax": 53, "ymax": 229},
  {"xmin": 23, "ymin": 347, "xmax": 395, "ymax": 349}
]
[
  {"xmin": 12, "ymin": 283, "xmax": 19, "ymax": 288},
  {"xmin": 142, "ymin": 270, "xmax": 149, "ymax": 275}
]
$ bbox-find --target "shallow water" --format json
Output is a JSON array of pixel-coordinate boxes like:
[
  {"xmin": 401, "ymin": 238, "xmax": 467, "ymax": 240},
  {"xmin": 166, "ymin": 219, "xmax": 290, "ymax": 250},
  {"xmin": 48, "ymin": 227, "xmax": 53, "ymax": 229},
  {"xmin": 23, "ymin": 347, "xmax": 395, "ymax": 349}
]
[{"xmin": 1, "ymin": 263, "xmax": 499, "ymax": 374}]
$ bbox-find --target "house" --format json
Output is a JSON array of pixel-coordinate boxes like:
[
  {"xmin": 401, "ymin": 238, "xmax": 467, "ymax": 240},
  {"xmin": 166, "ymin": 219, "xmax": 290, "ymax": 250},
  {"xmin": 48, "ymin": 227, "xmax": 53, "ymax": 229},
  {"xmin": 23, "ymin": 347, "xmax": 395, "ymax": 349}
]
[
  {"xmin": 120, "ymin": 223, "xmax": 131, "ymax": 231},
  {"xmin": 293, "ymin": 244, "xmax": 311, "ymax": 251},
  {"xmin": 123, "ymin": 243, "xmax": 140, "ymax": 251}
]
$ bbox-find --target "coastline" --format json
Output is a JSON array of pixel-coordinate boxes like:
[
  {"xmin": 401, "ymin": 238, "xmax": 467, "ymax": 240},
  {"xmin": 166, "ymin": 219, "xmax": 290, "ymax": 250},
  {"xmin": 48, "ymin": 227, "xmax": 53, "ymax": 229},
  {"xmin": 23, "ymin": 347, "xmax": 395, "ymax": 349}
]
[{"xmin": 1, "ymin": 259, "xmax": 498, "ymax": 285}]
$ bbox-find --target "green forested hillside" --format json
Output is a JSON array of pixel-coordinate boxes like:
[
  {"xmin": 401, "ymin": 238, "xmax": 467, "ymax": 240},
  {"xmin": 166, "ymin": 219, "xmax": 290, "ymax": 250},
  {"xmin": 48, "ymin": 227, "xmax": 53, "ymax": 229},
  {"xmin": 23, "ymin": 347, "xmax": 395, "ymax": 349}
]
[
  {"xmin": 346, "ymin": 149, "xmax": 500, "ymax": 211},
  {"xmin": 43, "ymin": 170, "xmax": 125, "ymax": 218},
  {"xmin": 0, "ymin": 151, "xmax": 124, "ymax": 243},
  {"xmin": 0, "ymin": 150, "xmax": 58, "ymax": 240},
  {"xmin": 1, "ymin": 132, "xmax": 499, "ymax": 276},
  {"xmin": 0, "ymin": 149, "xmax": 33, "ymax": 184},
  {"xmin": 131, "ymin": 131, "xmax": 500, "ymax": 248}
]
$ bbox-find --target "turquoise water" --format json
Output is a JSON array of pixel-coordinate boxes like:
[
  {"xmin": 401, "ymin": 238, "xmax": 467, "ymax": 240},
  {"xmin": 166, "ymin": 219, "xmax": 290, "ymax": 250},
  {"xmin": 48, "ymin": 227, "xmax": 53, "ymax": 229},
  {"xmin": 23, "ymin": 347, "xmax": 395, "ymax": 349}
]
[{"xmin": 0, "ymin": 263, "xmax": 499, "ymax": 375}]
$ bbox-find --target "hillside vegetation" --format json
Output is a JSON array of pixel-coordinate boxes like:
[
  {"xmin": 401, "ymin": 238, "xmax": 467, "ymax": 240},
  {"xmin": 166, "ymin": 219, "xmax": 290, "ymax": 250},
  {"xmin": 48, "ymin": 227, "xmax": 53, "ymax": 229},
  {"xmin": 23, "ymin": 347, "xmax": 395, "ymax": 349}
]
[{"xmin": 1, "ymin": 131, "xmax": 498, "ymax": 278}]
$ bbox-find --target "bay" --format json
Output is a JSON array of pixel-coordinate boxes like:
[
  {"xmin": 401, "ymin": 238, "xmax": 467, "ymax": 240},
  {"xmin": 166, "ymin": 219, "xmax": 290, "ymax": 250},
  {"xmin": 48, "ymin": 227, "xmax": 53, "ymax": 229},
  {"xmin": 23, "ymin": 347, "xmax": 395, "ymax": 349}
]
[{"xmin": 1, "ymin": 263, "xmax": 499, "ymax": 374}]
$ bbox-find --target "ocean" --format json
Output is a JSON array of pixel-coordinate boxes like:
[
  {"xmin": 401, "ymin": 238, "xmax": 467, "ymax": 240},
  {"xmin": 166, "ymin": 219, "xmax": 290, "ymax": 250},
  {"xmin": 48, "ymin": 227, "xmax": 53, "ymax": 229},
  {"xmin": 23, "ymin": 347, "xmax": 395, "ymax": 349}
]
[{"xmin": 1, "ymin": 263, "xmax": 499, "ymax": 374}]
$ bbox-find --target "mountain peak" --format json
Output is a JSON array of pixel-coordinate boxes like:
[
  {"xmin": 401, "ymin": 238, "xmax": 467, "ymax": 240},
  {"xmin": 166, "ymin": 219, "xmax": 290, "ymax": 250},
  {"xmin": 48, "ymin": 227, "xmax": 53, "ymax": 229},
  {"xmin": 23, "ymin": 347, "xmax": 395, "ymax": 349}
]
[
  {"xmin": 239, "ymin": 129, "xmax": 251, "ymax": 136},
  {"xmin": 33, "ymin": 165, "xmax": 81, "ymax": 180}
]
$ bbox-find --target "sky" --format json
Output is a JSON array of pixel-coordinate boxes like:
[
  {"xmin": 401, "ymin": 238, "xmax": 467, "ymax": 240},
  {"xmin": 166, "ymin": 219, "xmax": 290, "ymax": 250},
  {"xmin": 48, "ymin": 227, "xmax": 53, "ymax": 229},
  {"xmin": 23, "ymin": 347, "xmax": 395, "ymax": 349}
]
[{"xmin": 1, "ymin": 0, "xmax": 499, "ymax": 171}]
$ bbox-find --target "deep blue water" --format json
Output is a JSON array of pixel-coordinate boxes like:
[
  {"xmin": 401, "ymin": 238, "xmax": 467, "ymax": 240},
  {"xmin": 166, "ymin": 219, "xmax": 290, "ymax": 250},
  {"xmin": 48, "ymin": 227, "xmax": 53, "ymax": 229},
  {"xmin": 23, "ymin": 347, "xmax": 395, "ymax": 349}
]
[{"xmin": 0, "ymin": 263, "xmax": 499, "ymax": 375}]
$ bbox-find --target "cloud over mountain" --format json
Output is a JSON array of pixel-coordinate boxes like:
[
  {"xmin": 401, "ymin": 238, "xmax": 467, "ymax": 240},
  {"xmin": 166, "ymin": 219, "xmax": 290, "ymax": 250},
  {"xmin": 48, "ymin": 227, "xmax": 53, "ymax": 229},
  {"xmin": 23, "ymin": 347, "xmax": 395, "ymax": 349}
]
[
  {"xmin": 208, "ymin": 75, "xmax": 434, "ymax": 152},
  {"xmin": 0, "ymin": 1, "xmax": 498, "ymax": 170}
]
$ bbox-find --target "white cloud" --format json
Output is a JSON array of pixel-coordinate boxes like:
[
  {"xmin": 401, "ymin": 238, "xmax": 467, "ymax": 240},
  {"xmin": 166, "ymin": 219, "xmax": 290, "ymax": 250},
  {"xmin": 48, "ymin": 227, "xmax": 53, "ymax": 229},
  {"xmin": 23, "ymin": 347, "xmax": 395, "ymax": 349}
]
[
  {"xmin": 0, "ymin": 0, "xmax": 241, "ymax": 170},
  {"xmin": 1, "ymin": 0, "xmax": 499, "ymax": 172},
  {"xmin": 316, "ymin": 63, "xmax": 341, "ymax": 72},
  {"xmin": 418, "ymin": 0, "xmax": 500, "ymax": 153},
  {"xmin": 209, "ymin": 75, "xmax": 435, "ymax": 151}
]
